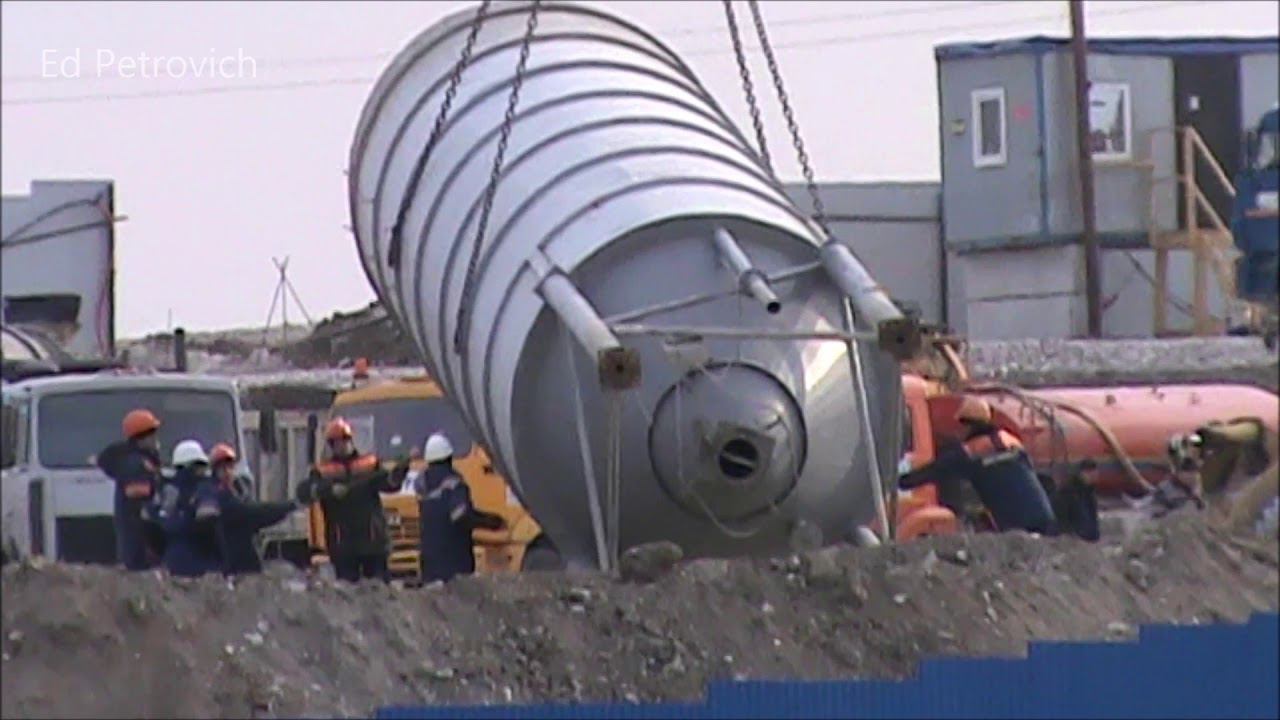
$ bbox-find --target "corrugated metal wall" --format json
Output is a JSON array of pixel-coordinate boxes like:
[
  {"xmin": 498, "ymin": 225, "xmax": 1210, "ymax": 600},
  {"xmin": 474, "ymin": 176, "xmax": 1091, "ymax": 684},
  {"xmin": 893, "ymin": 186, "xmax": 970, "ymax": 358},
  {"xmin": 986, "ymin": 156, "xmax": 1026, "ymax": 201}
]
[{"xmin": 784, "ymin": 182, "xmax": 944, "ymax": 325}]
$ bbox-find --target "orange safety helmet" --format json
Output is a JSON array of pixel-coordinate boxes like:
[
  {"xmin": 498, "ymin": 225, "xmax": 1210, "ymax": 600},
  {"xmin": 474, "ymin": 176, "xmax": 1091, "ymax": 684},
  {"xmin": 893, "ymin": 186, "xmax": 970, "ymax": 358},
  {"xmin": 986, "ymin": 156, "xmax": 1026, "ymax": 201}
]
[
  {"xmin": 122, "ymin": 409, "xmax": 161, "ymax": 440},
  {"xmin": 209, "ymin": 443, "xmax": 237, "ymax": 466},
  {"xmin": 954, "ymin": 396, "xmax": 993, "ymax": 425},
  {"xmin": 325, "ymin": 417, "xmax": 354, "ymax": 442}
]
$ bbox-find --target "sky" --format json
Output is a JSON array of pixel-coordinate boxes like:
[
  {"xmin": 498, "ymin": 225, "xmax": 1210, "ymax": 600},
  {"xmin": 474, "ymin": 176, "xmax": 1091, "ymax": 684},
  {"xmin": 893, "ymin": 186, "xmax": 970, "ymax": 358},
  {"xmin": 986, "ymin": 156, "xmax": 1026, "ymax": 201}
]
[{"xmin": 2, "ymin": 0, "xmax": 1277, "ymax": 338}]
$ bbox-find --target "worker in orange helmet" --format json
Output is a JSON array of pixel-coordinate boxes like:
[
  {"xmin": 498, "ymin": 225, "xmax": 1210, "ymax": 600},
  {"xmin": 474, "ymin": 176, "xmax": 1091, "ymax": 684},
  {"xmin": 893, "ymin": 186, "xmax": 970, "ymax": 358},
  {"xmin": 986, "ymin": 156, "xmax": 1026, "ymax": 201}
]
[
  {"xmin": 209, "ymin": 443, "xmax": 253, "ymax": 500},
  {"xmin": 207, "ymin": 442, "xmax": 301, "ymax": 575},
  {"xmin": 95, "ymin": 409, "xmax": 166, "ymax": 570},
  {"xmin": 899, "ymin": 396, "xmax": 1058, "ymax": 536},
  {"xmin": 296, "ymin": 417, "xmax": 408, "ymax": 583}
]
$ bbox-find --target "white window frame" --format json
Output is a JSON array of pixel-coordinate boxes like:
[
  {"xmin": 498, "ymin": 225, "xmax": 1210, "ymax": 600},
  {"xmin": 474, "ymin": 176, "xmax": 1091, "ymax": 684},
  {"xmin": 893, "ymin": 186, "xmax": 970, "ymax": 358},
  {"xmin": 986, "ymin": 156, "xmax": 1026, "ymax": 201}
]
[
  {"xmin": 1088, "ymin": 81, "xmax": 1133, "ymax": 163},
  {"xmin": 971, "ymin": 86, "xmax": 1008, "ymax": 168}
]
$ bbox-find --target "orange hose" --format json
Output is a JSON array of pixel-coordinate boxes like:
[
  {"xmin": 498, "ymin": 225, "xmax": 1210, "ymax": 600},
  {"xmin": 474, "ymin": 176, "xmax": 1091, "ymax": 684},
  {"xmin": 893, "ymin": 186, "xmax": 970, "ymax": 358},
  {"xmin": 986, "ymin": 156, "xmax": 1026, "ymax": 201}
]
[{"xmin": 967, "ymin": 382, "xmax": 1156, "ymax": 496}]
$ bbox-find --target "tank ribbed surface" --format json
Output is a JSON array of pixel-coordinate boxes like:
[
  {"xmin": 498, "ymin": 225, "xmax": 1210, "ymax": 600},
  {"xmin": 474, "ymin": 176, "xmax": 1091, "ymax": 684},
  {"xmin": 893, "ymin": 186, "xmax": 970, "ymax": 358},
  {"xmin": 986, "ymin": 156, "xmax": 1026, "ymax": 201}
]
[{"xmin": 350, "ymin": 1, "xmax": 902, "ymax": 567}]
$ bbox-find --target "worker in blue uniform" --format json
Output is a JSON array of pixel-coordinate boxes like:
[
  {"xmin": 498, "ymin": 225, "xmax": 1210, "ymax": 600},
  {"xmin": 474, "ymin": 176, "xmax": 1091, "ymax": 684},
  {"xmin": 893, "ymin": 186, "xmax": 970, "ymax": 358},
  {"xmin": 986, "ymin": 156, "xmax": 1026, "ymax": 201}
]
[
  {"xmin": 899, "ymin": 397, "xmax": 1058, "ymax": 535},
  {"xmin": 97, "ymin": 409, "xmax": 166, "ymax": 570},
  {"xmin": 208, "ymin": 442, "xmax": 300, "ymax": 575},
  {"xmin": 149, "ymin": 440, "xmax": 224, "ymax": 578},
  {"xmin": 412, "ymin": 433, "xmax": 505, "ymax": 584}
]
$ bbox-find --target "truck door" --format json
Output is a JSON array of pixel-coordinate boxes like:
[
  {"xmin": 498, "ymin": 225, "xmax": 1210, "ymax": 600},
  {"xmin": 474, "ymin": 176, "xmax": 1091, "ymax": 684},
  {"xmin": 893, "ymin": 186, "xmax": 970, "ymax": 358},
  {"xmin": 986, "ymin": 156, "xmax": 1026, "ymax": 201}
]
[
  {"xmin": 1, "ymin": 396, "xmax": 34, "ymax": 561},
  {"xmin": 1173, "ymin": 54, "xmax": 1242, "ymax": 229}
]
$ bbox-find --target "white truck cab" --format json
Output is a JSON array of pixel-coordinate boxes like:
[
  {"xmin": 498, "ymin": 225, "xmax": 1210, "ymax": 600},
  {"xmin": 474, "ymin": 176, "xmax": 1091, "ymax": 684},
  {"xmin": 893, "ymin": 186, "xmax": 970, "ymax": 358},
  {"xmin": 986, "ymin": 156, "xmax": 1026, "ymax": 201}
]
[{"xmin": 1, "ymin": 371, "xmax": 248, "ymax": 565}]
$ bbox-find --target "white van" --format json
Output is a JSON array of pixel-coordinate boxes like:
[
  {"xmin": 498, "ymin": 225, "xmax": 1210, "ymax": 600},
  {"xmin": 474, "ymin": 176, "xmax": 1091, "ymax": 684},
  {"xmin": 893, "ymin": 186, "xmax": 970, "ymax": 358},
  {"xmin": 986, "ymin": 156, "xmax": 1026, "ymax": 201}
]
[{"xmin": 1, "ymin": 371, "xmax": 247, "ymax": 565}]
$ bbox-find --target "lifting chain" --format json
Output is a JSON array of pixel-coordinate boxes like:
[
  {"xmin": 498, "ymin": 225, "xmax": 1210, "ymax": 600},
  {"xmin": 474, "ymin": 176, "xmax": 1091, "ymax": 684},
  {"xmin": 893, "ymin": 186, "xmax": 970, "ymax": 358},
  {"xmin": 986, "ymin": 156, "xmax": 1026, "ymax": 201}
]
[
  {"xmin": 744, "ymin": 0, "xmax": 831, "ymax": 239},
  {"xmin": 721, "ymin": 0, "xmax": 773, "ymax": 177},
  {"xmin": 388, "ymin": 0, "xmax": 493, "ymax": 269},
  {"xmin": 453, "ymin": 0, "xmax": 542, "ymax": 354}
]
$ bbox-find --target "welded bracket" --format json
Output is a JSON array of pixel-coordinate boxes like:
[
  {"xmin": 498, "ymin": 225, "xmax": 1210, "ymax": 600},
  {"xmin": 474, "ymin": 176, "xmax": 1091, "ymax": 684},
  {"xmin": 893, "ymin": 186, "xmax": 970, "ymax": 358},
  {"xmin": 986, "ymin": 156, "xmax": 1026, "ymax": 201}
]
[
  {"xmin": 599, "ymin": 347, "xmax": 641, "ymax": 390},
  {"xmin": 877, "ymin": 317, "xmax": 924, "ymax": 361}
]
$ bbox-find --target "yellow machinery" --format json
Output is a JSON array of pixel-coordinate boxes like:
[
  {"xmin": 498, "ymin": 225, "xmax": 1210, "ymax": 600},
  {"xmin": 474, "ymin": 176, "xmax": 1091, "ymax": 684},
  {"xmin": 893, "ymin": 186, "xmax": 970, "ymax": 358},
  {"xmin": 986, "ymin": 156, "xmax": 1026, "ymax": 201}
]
[{"xmin": 306, "ymin": 372, "xmax": 546, "ymax": 582}]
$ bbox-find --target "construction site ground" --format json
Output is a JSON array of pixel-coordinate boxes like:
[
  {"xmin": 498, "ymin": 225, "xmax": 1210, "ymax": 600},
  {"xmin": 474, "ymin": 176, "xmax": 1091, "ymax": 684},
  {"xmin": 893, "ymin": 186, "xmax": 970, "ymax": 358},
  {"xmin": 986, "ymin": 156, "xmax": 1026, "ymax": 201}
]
[
  {"xmin": 3, "ymin": 336, "xmax": 1276, "ymax": 719},
  {"xmin": 2, "ymin": 514, "xmax": 1277, "ymax": 719}
]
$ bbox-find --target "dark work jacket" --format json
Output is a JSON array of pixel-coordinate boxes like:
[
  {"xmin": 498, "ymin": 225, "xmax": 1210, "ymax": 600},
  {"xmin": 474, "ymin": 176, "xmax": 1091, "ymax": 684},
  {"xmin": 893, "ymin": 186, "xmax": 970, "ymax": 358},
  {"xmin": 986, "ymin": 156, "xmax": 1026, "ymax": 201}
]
[
  {"xmin": 214, "ymin": 486, "xmax": 295, "ymax": 575},
  {"xmin": 901, "ymin": 425, "xmax": 1058, "ymax": 535},
  {"xmin": 303, "ymin": 453, "xmax": 399, "ymax": 559},
  {"xmin": 151, "ymin": 467, "xmax": 223, "ymax": 578},
  {"xmin": 97, "ymin": 440, "xmax": 163, "ymax": 570},
  {"xmin": 415, "ymin": 461, "xmax": 477, "ymax": 584}
]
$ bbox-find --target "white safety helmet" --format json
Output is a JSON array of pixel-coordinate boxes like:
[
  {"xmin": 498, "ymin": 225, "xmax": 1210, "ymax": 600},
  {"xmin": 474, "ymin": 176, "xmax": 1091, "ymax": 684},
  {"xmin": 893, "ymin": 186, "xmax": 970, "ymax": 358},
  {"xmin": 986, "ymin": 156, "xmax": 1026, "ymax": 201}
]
[
  {"xmin": 423, "ymin": 433, "xmax": 454, "ymax": 463},
  {"xmin": 172, "ymin": 439, "xmax": 210, "ymax": 468}
]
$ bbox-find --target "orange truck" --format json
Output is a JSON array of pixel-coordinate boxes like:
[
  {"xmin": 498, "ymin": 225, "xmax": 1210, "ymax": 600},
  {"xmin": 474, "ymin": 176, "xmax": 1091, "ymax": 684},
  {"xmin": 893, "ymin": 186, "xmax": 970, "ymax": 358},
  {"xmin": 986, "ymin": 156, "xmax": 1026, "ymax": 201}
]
[{"xmin": 888, "ymin": 335, "xmax": 1279, "ymax": 541}]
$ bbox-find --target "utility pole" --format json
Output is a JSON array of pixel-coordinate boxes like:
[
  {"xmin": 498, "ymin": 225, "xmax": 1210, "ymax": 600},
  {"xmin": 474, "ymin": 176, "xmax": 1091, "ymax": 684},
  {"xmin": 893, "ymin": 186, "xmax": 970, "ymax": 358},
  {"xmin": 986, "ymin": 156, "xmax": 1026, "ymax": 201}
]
[
  {"xmin": 1070, "ymin": 0, "xmax": 1103, "ymax": 338},
  {"xmin": 261, "ymin": 256, "xmax": 315, "ymax": 350}
]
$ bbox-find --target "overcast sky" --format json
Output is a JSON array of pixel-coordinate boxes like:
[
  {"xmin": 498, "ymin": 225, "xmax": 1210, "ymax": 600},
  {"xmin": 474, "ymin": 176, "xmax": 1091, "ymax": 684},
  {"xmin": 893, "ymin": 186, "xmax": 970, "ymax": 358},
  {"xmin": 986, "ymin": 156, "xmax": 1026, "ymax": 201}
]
[{"xmin": 3, "ymin": 0, "xmax": 1276, "ymax": 337}]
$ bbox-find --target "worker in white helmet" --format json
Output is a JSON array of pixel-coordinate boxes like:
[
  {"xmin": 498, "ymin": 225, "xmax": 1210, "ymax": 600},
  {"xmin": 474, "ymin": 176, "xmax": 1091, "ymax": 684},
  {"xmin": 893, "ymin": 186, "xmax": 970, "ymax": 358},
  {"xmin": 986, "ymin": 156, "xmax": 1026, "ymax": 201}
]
[
  {"xmin": 146, "ymin": 439, "xmax": 224, "ymax": 577},
  {"xmin": 412, "ymin": 432, "xmax": 505, "ymax": 583}
]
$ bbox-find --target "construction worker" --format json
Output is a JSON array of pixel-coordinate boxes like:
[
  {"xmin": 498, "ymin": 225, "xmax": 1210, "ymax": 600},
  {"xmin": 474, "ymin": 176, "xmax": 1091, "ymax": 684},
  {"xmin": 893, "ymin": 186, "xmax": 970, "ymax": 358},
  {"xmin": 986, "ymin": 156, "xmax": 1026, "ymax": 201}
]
[
  {"xmin": 297, "ymin": 418, "xmax": 408, "ymax": 583},
  {"xmin": 149, "ymin": 440, "xmax": 224, "ymax": 578},
  {"xmin": 412, "ymin": 433, "xmax": 504, "ymax": 584},
  {"xmin": 209, "ymin": 443, "xmax": 300, "ymax": 575},
  {"xmin": 899, "ymin": 396, "xmax": 1058, "ymax": 535},
  {"xmin": 1168, "ymin": 418, "xmax": 1278, "ymax": 534},
  {"xmin": 96, "ymin": 409, "xmax": 165, "ymax": 571}
]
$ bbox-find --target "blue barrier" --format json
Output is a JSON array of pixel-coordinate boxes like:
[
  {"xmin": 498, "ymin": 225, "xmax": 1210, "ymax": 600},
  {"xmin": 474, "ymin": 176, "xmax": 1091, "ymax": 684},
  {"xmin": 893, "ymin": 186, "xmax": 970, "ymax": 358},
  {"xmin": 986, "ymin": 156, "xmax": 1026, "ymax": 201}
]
[{"xmin": 377, "ymin": 613, "xmax": 1279, "ymax": 719}]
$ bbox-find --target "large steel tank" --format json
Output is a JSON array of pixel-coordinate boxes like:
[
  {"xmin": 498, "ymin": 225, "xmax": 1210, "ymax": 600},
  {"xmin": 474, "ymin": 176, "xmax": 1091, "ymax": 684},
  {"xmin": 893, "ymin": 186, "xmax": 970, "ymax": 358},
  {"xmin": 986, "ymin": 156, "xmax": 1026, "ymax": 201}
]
[{"xmin": 348, "ymin": 1, "xmax": 917, "ymax": 569}]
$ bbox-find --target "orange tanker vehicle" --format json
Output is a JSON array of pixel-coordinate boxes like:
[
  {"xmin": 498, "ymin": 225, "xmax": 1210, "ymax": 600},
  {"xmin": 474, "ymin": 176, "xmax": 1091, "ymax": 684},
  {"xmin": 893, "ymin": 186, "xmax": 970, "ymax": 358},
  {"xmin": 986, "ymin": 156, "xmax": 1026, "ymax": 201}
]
[{"xmin": 887, "ymin": 333, "xmax": 1279, "ymax": 541}]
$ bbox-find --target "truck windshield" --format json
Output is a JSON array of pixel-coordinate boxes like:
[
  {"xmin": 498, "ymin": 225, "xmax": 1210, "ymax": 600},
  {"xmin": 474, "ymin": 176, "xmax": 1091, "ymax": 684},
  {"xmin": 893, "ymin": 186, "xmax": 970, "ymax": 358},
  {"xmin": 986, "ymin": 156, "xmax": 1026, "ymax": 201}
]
[
  {"xmin": 38, "ymin": 389, "xmax": 238, "ymax": 469},
  {"xmin": 336, "ymin": 397, "xmax": 475, "ymax": 460}
]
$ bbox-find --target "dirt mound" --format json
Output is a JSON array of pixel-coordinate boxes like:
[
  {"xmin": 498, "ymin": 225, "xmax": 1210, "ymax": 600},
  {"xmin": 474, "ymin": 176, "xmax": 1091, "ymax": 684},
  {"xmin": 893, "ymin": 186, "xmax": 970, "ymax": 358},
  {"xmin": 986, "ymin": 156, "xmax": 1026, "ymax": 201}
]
[{"xmin": 2, "ymin": 516, "xmax": 1276, "ymax": 719}]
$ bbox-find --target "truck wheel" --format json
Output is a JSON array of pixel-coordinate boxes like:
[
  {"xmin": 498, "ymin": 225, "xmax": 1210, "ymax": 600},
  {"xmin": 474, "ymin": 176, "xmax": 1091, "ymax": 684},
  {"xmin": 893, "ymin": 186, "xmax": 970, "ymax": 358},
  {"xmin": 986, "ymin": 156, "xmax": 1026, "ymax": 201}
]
[{"xmin": 520, "ymin": 536, "xmax": 563, "ymax": 572}]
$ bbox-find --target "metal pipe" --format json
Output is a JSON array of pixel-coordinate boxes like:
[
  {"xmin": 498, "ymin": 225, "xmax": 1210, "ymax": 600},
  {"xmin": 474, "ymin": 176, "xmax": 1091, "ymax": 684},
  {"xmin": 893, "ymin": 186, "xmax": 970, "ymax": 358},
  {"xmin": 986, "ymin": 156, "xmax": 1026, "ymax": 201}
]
[
  {"xmin": 819, "ymin": 241, "xmax": 903, "ymax": 328},
  {"xmin": 842, "ymin": 303, "xmax": 891, "ymax": 543},
  {"xmin": 539, "ymin": 272, "xmax": 641, "ymax": 389},
  {"xmin": 173, "ymin": 327, "xmax": 187, "ymax": 373},
  {"xmin": 539, "ymin": 272, "xmax": 623, "ymax": 357},
  {"xmin": 564, "ymin": 334, "xmax": 612, "ymax": 572},
  {"xmin": 821, "ymin": 241, "xmax": 922, "ymax": 360},
  {"xmin": 713, "ymin": 227, "xmax": 781, "ymax": 314},
  {"xmin": 604, "ymin": 261, "xmax": 822, "ymax": 324}
]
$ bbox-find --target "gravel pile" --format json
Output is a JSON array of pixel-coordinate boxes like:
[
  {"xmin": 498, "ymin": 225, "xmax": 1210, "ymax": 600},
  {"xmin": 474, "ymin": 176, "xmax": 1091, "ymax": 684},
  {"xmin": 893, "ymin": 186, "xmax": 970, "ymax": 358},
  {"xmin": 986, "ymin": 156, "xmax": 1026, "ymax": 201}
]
[
  {"xmin": 964, "ymin": 337, "xmax": 1278, "ymax": 390},
  {"xmin": 3, "ymin": 515, "xmax": 1275, "ymax": 719}
]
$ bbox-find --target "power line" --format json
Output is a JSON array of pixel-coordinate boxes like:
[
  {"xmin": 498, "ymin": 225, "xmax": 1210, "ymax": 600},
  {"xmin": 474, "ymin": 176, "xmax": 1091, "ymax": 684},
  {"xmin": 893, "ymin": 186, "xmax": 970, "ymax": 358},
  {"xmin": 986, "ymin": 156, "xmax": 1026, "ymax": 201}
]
[
  {"xmin": 0, "ymin": 0, "xmax": 1218, "ymax": 107},
  {"xmin": 2, "ymin": 76, "xmax": 371, "ymax": 106},
  {"xmin": 663, "ymin": 0, "xmax": 1014, "ymax": 36},
  {"xmin": 683, "ymin": 0, "xmax": 1210, "ymax": 57},
  {"xmin": 0, "ymin": 1, "xmax": 1008, "ymax": 85}
]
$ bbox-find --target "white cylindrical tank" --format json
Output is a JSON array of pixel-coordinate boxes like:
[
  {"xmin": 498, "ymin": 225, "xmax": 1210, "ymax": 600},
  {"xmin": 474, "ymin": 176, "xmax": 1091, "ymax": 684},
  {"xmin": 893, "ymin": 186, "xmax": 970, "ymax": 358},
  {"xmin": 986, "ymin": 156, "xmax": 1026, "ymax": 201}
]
[{"xmin": 349, "ymin": 1, "xmax": 908, "ymax": 569}]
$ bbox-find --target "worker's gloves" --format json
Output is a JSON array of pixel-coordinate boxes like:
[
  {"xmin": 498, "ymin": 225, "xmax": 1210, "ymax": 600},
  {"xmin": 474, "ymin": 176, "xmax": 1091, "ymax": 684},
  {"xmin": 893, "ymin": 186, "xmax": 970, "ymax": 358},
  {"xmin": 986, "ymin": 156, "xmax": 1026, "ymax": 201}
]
[
  {"xmin": 296, "ymin": 477, "xmax": 321, "ymax": 504},
  {"xmin": 897, "ymin": 456, "xmax": 913, "ymax": 477},
  {"xmin": 474, "ymin": 510, "xmax": 506, "ymax": 531},
  {"xmin": 156, "ymin": 484, "xmax": 181, "ymax": 517},
  {"xmin": 390, "ymin": 460, "xmax": 411, "ymax": 485}
]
